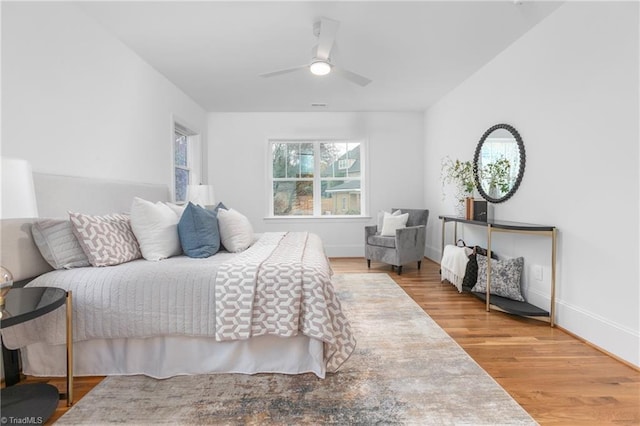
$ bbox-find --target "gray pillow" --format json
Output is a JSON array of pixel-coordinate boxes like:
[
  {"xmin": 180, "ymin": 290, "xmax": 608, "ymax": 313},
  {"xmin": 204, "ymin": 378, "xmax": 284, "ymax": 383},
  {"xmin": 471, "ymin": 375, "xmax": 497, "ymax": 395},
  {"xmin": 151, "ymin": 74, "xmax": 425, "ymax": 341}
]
[
  {"xmin": 32, "ymin": 219, "xmax": 91, "ymax": 269},
  {"xmin": 472, "ymin": 254, "xmax": 525, "ymax": 301}
]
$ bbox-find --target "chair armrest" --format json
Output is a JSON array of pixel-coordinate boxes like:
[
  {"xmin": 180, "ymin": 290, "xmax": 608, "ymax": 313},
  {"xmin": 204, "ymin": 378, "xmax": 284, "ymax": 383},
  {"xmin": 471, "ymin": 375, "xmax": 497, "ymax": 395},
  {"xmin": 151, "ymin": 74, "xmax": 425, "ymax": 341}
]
[
  {"xmin": 365, "ymin": 225, "xmax": 378, "ymax": 244},
  {"xmin": 395, "ymin": 225, "xmax": 426, "ymax": 249}
]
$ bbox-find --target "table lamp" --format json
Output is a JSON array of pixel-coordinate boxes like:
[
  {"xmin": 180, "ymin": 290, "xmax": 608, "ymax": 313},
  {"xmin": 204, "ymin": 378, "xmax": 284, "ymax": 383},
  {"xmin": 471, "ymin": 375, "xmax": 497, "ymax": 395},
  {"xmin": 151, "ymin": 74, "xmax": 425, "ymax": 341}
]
[
  {"xmin": 186, "ymin": 184, "xmax": 215, "ymax": 207},
  {"xmin": 1, "ymin": 157, "xmax": 40, "ymax": 310},
  {"xmin": 1, "ymin": 157, "xmax": 39, "ymax": 220}
]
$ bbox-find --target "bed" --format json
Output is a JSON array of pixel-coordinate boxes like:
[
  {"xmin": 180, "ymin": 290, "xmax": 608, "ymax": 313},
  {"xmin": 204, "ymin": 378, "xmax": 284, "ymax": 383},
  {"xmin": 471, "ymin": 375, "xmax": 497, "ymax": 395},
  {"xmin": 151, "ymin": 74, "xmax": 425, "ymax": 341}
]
[{"xmin": 0, "ymin": 174, "xmax": 355, "ymax": 379}]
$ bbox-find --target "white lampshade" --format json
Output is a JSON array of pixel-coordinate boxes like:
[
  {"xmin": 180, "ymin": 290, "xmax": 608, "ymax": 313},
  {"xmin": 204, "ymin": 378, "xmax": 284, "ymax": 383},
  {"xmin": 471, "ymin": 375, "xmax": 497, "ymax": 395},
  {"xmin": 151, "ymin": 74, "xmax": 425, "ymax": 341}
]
[
  {"xmin": 1, "ymin": 157, "xmax": 39, "ymax": 219},
  {"xmin": 186, "ymin": 184, "xmax": 215, "ymax": 207}
]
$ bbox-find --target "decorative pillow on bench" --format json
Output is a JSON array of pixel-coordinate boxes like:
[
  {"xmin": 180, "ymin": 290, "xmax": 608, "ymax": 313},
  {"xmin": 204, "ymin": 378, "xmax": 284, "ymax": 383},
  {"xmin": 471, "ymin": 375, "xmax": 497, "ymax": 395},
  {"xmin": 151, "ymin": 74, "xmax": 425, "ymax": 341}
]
[
  {"xmin": 461, "ymin": 248, "xmax": 498, "ymax": 291},
  {"xmin": 471, "ymin": 254, "xmax": 525, "ymax": 302}
]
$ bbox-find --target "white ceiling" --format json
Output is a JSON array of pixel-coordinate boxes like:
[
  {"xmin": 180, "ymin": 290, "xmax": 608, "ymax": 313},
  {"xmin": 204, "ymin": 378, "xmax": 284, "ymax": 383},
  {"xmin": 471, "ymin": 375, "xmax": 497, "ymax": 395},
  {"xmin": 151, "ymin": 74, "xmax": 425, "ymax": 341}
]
[{"xmin": 75, "ymin": 1, "xmax": 563, "ymax": 112}]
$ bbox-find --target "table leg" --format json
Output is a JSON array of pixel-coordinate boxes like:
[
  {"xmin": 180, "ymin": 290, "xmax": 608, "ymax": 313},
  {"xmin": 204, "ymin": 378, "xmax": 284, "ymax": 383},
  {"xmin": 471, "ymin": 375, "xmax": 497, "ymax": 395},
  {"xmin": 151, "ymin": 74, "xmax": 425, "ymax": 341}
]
[
  {"xmin": 66, "ymin": 291, "xmax": 73, "ymax": 406},
  {"xmin": 1, "ymin": 338, "xmax": 20, "ymax": 386},
  {"xmin": 486, "ymin": 225, "xmax": 492, "ymax": 312}
]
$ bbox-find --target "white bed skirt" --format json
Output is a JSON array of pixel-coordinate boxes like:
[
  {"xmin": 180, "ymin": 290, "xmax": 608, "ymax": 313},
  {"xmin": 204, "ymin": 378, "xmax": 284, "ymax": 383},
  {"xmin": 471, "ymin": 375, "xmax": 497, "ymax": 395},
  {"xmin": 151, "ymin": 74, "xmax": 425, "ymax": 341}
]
[{"xmin": 21, "ymin": 334, "xmax": 326, "ymax": 379}]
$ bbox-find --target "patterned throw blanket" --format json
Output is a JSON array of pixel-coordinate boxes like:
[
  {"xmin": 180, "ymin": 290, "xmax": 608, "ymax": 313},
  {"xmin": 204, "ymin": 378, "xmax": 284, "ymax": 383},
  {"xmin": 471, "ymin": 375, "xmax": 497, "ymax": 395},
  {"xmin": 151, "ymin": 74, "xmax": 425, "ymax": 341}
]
[
  {"xmin": 215, "ymin": 232, "xmax": 355, "ymax": 372},
  {"xmin": 1, "ymin": 232, "xmax": 356, "ymax": 373}
]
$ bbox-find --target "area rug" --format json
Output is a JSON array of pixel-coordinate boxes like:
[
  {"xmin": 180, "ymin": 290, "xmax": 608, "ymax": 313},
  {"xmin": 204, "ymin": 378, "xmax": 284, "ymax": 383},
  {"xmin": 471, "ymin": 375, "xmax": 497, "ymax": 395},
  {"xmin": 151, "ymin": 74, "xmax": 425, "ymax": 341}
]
[{"xmin": 57, "ymin": 273, "xmax": 536, "ymax": 425}]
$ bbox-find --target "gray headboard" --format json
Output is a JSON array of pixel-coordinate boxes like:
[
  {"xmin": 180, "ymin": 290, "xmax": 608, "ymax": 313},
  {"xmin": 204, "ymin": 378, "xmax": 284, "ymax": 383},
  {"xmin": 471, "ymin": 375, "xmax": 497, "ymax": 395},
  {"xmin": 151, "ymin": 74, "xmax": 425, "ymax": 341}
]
[
  {"xmin": 1, "ymin": 173, "xmax": 170, "ymax": 281},
  {"xmin": 33, "ymin": 173, "xmax": 170, "ymax": 218}
]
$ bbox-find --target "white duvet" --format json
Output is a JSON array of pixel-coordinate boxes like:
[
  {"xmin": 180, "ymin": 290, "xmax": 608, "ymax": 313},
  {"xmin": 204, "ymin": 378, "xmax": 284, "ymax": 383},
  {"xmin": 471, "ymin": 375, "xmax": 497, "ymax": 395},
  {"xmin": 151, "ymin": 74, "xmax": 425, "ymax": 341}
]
[{"xmin": 2, "ymin": 232, "xmax": 355, "ymax": 372}]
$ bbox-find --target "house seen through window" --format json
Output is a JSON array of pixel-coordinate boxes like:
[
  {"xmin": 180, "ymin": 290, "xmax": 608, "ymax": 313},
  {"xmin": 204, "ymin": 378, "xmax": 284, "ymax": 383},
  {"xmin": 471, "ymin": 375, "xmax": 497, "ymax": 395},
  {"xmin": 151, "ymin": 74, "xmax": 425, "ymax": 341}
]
[{"xmin": 270, "ymin": 140, "xmax": 364, "ymax": 217}]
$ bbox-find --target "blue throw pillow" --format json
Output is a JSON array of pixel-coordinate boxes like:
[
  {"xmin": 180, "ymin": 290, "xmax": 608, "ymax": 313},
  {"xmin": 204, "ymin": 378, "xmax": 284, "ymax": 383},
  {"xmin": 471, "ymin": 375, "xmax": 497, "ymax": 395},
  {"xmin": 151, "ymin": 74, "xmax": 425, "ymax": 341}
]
[
  {"xmin": 177, "ymin": 202, "xmax": 220, "ymax": 258},
  {"xmin": 207, "ymin": 201, "xmax": 227, "ymax": 213}
]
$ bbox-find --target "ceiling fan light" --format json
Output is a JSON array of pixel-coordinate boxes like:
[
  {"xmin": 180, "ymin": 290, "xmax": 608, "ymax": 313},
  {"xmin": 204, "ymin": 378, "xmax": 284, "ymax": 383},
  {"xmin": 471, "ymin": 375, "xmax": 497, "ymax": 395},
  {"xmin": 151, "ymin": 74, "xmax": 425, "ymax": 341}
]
[{"xmin": 310, "ymin": 61, "xmax": 331, "ymax": 76}]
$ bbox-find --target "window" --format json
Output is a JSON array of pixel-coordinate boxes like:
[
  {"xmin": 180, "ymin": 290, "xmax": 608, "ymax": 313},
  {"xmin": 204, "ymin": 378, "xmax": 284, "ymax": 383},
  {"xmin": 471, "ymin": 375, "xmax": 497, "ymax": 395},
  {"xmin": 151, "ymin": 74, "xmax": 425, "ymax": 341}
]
[
  {"xmin": 173, "ymin": 126, "xmax": 190, "ymax": 203},
  {"xmin": 173, "ymin": 122, "xmax": 200, "ymax": 203},
  {"xmin": 270, "ymin": 140, "xmax": 364, "ymax": 217}
]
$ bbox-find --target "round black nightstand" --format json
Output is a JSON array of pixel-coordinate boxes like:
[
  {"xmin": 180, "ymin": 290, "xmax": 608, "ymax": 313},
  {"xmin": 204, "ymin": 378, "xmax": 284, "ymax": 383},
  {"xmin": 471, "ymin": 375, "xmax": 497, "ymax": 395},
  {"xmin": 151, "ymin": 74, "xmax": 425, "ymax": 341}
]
[{"xmin": 1, "ymin": 287, "xmax": 71, "ymax": 424}]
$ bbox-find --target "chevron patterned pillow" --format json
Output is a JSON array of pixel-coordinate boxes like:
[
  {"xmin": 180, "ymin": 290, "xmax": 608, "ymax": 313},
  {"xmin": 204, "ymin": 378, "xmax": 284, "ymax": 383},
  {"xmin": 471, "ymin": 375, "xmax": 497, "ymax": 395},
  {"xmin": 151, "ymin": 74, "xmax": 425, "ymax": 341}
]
[{"xmin": 69, "ymin": 212, "xmax": 142, "ymax": 267}]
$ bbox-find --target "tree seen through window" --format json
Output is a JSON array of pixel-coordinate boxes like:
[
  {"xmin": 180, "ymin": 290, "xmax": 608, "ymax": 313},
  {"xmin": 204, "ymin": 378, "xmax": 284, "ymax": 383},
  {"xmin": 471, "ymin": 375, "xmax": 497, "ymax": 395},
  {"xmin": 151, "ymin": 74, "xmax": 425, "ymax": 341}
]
[{"xmin": 271, "ymin": 140, "xmax": 363, "ymax": 216}]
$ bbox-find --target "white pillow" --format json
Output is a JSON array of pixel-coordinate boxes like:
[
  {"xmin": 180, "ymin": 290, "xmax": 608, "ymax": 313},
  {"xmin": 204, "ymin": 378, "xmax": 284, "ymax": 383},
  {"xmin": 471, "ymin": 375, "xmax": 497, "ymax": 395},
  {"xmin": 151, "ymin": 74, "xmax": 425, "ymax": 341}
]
[
  {"xmin": 217, "ymin": 208, "xmax": 254, "ymax": 253},
  {"xmin": 130, "ymin": 197, "xmax": 182, "ymax": 261},
  {"xmin": 380, "ymin": 212, "xmax": 409, "ymax": 237},
  {"xmin": 164, "ymin": 202, "xmax": 187, "ymax": 218},
  {"xmin": 377, "ymin": 209, "xmax": 401, "ymax": 231}
]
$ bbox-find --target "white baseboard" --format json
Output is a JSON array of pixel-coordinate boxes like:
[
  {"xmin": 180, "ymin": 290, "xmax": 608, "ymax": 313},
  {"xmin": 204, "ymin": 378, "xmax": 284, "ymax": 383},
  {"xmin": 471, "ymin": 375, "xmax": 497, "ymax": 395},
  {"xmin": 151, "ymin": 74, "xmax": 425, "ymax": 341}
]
[
  {"xmin": 555, "ymin": 298, "xmax": 640, "ymax": 368},
  {"xmin": 324, "ymin": 244, "xmax": 364, "ymax": 258},
  {"xmin": 425, "ymin": 244, "xmax": 441, "ymax": 264},
  {"xmin": 519, "ymin": 287, "xmax": 639, "ymax": 368}
]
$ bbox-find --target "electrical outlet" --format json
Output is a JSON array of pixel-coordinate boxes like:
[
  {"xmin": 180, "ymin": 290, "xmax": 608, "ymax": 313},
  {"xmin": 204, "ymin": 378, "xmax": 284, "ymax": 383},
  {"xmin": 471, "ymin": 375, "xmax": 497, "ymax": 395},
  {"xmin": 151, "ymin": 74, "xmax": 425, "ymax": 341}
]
[{"xmin": 533, "ymin": 265, "xmax": 543, "ymax": 281}]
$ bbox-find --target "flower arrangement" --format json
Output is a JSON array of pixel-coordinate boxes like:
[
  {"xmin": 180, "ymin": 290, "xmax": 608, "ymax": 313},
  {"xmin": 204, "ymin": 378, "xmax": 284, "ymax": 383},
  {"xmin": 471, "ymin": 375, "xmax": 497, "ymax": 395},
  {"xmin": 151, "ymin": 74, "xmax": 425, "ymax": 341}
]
[
  {"xmin": 480, "ymin": 157, "xmax": 511, "ymax": 196},
  {"xmin": 441, "ymin": 156, "xmax": 475, "ymax": 203}
]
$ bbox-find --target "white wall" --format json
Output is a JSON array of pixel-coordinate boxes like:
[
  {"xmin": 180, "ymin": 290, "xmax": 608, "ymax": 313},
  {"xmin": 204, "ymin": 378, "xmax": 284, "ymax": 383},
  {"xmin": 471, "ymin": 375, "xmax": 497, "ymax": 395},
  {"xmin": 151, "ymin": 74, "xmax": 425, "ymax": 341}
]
[
  {"xmin": 1, "ymin": 2, "xmax": 207, "ymax": 189},
  {"xmin": 3, "ymin": 0, "xmax": 637, "ymax": 368},
  {"xmin": 208, "ymin": 112, "xmax": 424, "ymax": 256},
  {"xmin": 424, "ymin": 2, "xmax": 639, "ymax": 366}
]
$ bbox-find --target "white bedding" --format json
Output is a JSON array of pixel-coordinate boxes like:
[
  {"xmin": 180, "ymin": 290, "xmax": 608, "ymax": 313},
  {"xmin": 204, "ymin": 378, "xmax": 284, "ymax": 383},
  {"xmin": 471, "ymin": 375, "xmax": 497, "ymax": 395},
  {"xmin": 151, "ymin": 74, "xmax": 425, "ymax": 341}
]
[
  {"xmin": 21, "ymin": 335, "xmax": 326, "ymax": 378},
  {"xmin": 2, "ymin": 232, "xmax": 355, "ymax": 378},
  {"xmin": 2, "ymin": 249, "xmax": 234, "ymax": 345}
]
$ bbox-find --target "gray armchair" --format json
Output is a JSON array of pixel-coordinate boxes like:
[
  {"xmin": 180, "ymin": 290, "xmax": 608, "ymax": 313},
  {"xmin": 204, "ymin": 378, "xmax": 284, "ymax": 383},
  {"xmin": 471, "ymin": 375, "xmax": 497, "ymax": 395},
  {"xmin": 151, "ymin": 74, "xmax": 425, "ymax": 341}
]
[{"xmin": 365, "ymin": 208, "xmax": 429, "ymax": 275}]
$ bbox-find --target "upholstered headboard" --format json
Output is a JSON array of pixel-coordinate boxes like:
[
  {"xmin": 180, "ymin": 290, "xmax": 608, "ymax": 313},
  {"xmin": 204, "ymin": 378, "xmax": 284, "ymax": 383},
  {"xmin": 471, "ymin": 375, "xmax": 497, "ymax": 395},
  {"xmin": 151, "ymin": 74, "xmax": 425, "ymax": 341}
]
[{"xmin": 1, "ymin": 173, "xmax": 170, "ymax": 281}]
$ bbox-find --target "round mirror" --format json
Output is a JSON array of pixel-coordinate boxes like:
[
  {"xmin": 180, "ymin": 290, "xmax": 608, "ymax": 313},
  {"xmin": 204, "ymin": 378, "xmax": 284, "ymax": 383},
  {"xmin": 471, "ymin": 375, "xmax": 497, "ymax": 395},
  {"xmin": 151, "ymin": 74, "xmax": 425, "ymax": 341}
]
[{"xmin": 473, "ymin": 124, "xmax": 525, "ymax": 203}]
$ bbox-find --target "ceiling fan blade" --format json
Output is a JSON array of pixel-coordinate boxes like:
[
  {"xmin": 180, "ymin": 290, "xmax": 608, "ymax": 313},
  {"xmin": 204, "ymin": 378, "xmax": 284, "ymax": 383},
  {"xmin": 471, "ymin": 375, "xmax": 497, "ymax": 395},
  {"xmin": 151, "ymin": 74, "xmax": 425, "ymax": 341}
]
[
  {"xmin": 260, "ymin": 65, "xmax": 308, "ymax": 78},
  {"xmin": 315, "ymin": 17, "xmax": 339, "ymax": 61},
  {"xmin": 332, "ymin": 66, "xmax": 372, "ymax": 87}
]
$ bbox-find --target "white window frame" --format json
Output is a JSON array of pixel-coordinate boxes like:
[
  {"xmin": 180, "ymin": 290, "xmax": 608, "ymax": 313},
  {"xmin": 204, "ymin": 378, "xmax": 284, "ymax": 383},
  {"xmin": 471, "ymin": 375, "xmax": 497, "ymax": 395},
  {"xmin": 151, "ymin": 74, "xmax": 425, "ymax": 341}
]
[
  {"xmin": 171, "ymin": 117, "xmax": 202, "ymax": 203},
  {"xmin": 267, "ymin": 139, "xmax": 367, "ymax": 218}
]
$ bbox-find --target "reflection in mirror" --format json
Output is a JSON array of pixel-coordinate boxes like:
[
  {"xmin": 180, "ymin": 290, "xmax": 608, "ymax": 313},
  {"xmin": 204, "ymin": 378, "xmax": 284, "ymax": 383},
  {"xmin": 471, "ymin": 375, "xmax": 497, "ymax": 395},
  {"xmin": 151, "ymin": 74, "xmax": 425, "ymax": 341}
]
[{"xmin": 473, "ymin": 124, "xmax": 525, "ymax": 203}]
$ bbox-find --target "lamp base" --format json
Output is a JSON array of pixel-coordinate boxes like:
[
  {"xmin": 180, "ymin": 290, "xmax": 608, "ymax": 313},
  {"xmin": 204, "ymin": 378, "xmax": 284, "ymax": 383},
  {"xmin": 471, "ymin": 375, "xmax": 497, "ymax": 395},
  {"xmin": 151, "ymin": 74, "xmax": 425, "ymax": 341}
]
[{"xmin": 0, "ymin": 280, "xmax": 13, "ymax": 317}]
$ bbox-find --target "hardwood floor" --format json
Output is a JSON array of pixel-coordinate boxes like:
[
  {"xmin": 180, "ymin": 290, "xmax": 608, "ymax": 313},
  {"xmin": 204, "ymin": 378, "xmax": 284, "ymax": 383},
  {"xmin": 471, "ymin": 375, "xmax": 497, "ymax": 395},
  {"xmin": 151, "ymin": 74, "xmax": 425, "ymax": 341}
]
[
  {"xmin": 17, "ymin": 257, "xmax": 640, "ymax": 425},
  {"xmin": 333, "ymin": 258, "xmax": 640, "ymax": 425}
]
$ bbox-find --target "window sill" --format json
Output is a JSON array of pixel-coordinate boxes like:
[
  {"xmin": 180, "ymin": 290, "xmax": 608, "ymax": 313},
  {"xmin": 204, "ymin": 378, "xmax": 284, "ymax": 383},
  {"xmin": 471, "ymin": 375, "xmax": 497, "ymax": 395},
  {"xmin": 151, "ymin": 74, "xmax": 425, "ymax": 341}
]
[{"xmin": 264, "ymin": 215, "xmax": 372, "ymax": 224}]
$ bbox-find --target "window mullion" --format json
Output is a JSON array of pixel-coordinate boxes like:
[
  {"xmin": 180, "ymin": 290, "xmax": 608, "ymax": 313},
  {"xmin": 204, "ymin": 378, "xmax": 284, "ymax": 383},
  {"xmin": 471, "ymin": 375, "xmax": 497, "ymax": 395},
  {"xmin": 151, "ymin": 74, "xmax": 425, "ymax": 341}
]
[{"xmin": 313, "ymin": 142, "xmax": 321, "ymax": 216}]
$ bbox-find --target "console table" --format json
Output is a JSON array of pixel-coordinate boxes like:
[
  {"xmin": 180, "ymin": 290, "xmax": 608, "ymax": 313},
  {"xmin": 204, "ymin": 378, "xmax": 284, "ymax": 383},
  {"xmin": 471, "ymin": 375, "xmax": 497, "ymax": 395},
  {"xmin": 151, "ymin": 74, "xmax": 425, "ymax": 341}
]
[{"xmin": 439, "ymin": 215, "xmax": 557, "ymax": 327}]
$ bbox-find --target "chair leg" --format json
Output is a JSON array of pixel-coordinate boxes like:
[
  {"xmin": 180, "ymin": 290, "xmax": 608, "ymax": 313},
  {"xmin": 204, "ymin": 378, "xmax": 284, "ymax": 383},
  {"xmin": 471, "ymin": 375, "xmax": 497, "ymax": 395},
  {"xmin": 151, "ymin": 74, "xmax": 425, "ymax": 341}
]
[
  {"xmin": 417, "ymin": 260, "xmax": 422, "ymax": 270},
  {"xmin": 367, "ymin": 259, "xmax": 371, "ymax": 268},
  {"xmin": 391, "ymin": 265, "xmax": 395, "ymax": 271},
  {"xmin": 397, "ymin": 265, "xmax": 403, "ymax": 275}
]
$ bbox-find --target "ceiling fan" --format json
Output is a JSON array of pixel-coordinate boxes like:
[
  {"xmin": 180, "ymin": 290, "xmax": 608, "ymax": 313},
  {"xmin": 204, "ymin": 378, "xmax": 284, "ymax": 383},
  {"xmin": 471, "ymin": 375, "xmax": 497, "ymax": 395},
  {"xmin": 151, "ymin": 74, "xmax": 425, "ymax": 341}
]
[{"xmin": 260, "ymin": 17, "xmax": 372, "ymax": 87}]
